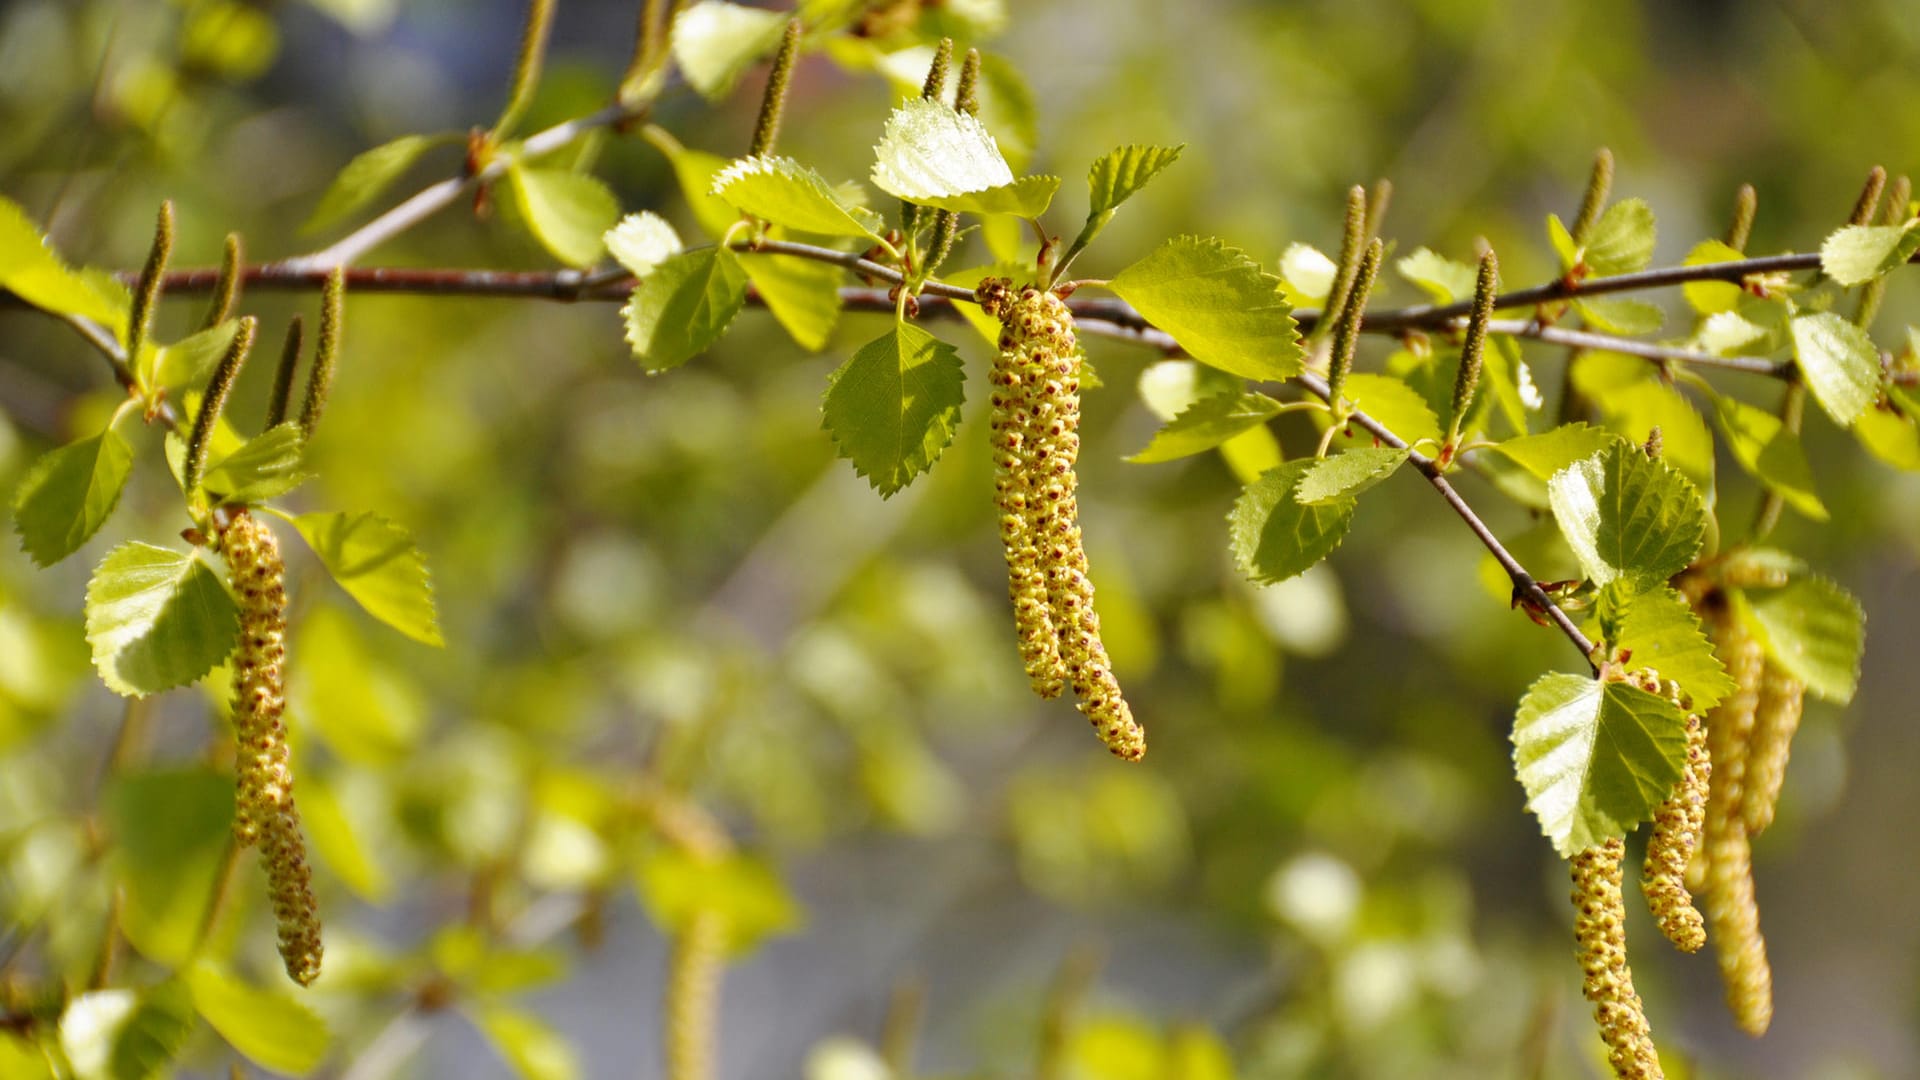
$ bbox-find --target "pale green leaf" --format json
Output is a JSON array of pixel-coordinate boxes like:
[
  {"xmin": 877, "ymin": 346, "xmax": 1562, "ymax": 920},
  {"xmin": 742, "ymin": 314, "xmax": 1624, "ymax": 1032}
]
[
  {"xmin": 302, "ymin": 134, "xmax": 443, "ymax": 233},
  {"xmin": 743, "ymin": 254, "xmax": 843, "ymax": 351},
  {"xmin": 12, "ymin": 427, "xmax": 134, "ymax": 566},
  {"xmin": 0, "ymin": 1033, "xmax": 54, "ymax": 1080},
  {"xmin": 1087, "ymin": 144, "xmax": 1184, "ymax": 217},
  {"xmin": 1583, "ymin": 198, "xmax": 1657, "ymax": 277},
  {"xmin": 671, "ymin": 0, "xmax": 788, "ymax": 100},
  {"xmin": 1581, "ymin": 374, "xmax": 1715, "ymax": 495},
  {"xmin": 633, "ymin": 848, "xmax": 804, "ymax": 954},
  {"xmin": 289, "ymin": 510, "xmax": 443, "ymax": 647},
  {"xmin": 289, "ymin": 603, "xmax": 426, "ymax": 763},
  {"xmin": 1607, "ymin": 585, "xmax": 1737, "ymax": 711},
  {"xmin": 871, "ymin": 97, "xmax": 1016, "ymax": 203},
  {"xmin": 1127, "ymin": 391, "xmax": 1281, "ymax": 464},
  {"xmin": 300, "ymin": 771, "xmax": 391, "ymax": 902},
  {"xmin": 1295, "ymin": 446, "xmax": 1409, "ymax": 504},
  {"xmin": 1109, "ymin": 236, "xmax": 1303, "ymax": 382},
  {"xmin": 1575, "ymin": 296, "xmax": 1664, "ymax": 335},
  {"xmin": 1855, "ymin": 400, "xmax": 1920, "ymax": 470},
  {"xmin": 622, "ymin": 247, "xmax": 749, "ymax": 372},
  {"xmin": 1546, "ymin": 441, "xmax": 1706, "ymax": 588},
  {"xmin": 1482, "ymin": 423, "xmax": 1621, "ymax": 481},
  {"xmin": 85, "ymin": 543, "xmax": 239, "ymax": 696},
  {"xmin": 711, "ymin": 156, "xmax": 884, "ymax": 240},
  {"xmin": 821, "ymin": 322, "xmax": 965, "ymax": 496},
  {"xmin": 186, "ymin": 963, "xmax": 328, "ymax": 1075},
  {"xmin": 1694, "ymin": 310, "xmax": 1769, "ymax": 355},
  {"xmin": 1546, "ymin": 213, "xmax": 1578, "ymax": 272},
  {"xmin": 1396, "ymin": 248, "xmax": 1478, "ymax": 304},
  {"xmin": 60, "ymin": 992, "xmax": 138, "ymax": 1080},
  {"xmin": 1791, "ymin": 312, "xmax": 1881, "ymax": 427},
  {"xmin": 1278, "ymin": 243, "xmax": 1337, "ymax": 306},
  {"xmin": 1681, "ymin": 240, "xmax": 1747, "ymax": 315},
  {"xmin": 1712, "ymin": 394, "xmax": 1827, "ymax": 521},
  {"xmin": 907, "ymin": 174, "xmax": 1060, "ymax": 218},
  {"xmin": 152, "ymin": 319, "xmax": 241, "ymax": 392},
  {"xmin": 108, "ymin": 769, "xmax": 234, "ymax": 967},
  {"xmin": 1819, "ymin": 222, "xmax": 1920, "ymax": 286},
  {"xmin": 1742, "ymin": 577, "xmax": 1864, "ymax": 704},
  {"xmin": 603, "ymin": 211, "xmax": 683, "ymax": 279},
  {"xmin": 110, "ymin": 981, "xmax": 195, "ymax": 1080},
  {"xmin": 505, "ymin": 165, "xmax": 620, "ymax": 269},
  {"xmin": 1229, "ymin": 460, "xmax": 1357, "ymax": 584},
  {"xmin": 1336, "ymin": 372, "xmax": 1444, "ymax": 448},
  {"xmin": 476, "ymin": 1007, "xmax": 579, "ymax": 1080},
  {"xmin": 1511, "ymin": 673, "xmax": 1689, "ymax": 857},
  {"xmin": 200, "ymin": 423, "xmax": 308, "ymax": 504},
  {"xmin": 0, "ymin": 195, "xmax": 126, "ymax": 327},
  {"xmin": 1135, "ymin": 359, "xmax": 1243, "ymax": 422},
  {"xmin": 641, "ymin": 126, "xmax": 740, "ymax": 239}
]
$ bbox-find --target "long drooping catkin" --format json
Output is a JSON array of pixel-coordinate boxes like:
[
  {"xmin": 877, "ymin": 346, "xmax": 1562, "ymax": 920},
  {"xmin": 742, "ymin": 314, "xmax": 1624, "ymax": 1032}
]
[
  {"xmin": 1641, "ymin": 711, "xmax": 1709, "ymax": 953},
  {"xmin": 986, "ymin": 288, "xmax": 1067, "ymax": 699},
  {"xmin": 220, "ymin": 512, "xmax": 323, "ymax": 986},
  {"xmin": 665, "ymin": 911, "xmax": 727, "ymax": 1080},
  {"xmin": 1571, "ymin": 839, "xmax": 1665, "ymax": 1080},
  {"xmin": 1741, "ymin": 663, "xmax": 1806, "ymax": 836},
  {"xmin": 1696, "ymin": 597, "xmax": 1770, "ymax": 1034},
  {"xmin": 982, "ymin": 282, "xmax": 1145, "ymax": 760}
]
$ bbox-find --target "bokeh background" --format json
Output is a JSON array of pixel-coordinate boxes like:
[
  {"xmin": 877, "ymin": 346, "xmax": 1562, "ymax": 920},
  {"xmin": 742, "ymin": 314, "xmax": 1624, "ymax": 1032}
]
[{"xmin": 2, "ymin": 1, "xmax": 1917, "ymax": 1077}]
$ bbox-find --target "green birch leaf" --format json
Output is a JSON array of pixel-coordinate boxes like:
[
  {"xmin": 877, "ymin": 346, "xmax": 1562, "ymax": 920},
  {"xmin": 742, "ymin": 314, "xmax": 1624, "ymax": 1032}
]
[
  {"xmin": 1295, "ymin": 446, "xmax": 1409, "ymax": 504},
  {"xmin": 742, "ymin": 254, "xmax": 843, "ymax": 351},
  {"xmin": 871, "ymin": 97, "xmax": 1016, "ymax": 203},
  {"xmin": 1681, "ymin": 240, "xmax": 1746, "ymax": 315},
  {"xmin": 1229, "ymin": 460, "xmax": 1357, "ymax": 584},
  {"xmin": 1546, "ymin": 213, "xmax": 1579, "ymax": 272},
  {"xmin": 1583, "ymin": 376, "xmax": 1715, "ymax": 496},
  {"xmin": 1511, "ymin": 673, "xmax": 1689, "ymax": 857},
  {"xmin": 1087, "ymin": 144, "xmax": 1185, "ymax": 217},
  {"xmin": 504, "ymin": 165, "xmax": 620, "ymax": 269},
  {"xmin": 1608, "ymin": 585, "xmax": 1738, "ymax": 711},
  {"xmin": 85, "ymin": 543, "xmax": 239, "ymax": 697},
  {"xmin": 1547, "ymin": 441, "xmax": 1705, "ymax": 588},
  {"xmin": 1482, "ymin": 423, "xmax": 1622, "ymax": 481},
  {"xmin": 1334, "ymin": 372, "xmax": 1444, "ymax": 448},
  {"xmin": 0, "ymin": 194, "xmax": 126, "ymax": 327},
  {"xmin": 200, "ymin": 423, "xmax": 308, "ymax": 504},
  {"xmin": 1712, "ymin": 394, "xmax": 1828, "ymax": 521},
  {"xmin": 107, "ymin": 768, "xmax": 234, "ymax": 966},
  {"xmin": 908, "ymin": 174, "xmax": 1060, "ymax": 218},
  {"xmin": 110, "ymin": 980, "xmax": 195, "ymax": 1080},
  {"xmin": 821, "ymin": 322, "xmax": 965, "ymax": 496},
  {"xmin": 603, "ymin": 211, "xmax": 683, "ymax": 279},
  {"xmin": 152, "ymin": 319, "xmax": 241, "ymax": 392},
  {"xmin": 301, "ymin": 134, "xmax": 443, "ymax": 234},
  {"xmin": 185, "ymin": 963, "xmax": 328, "ymax": 1075},
  {"xmin": 12, "ymin": 426, "xmax": 135, "ymax": 566},
  {"xmin": 1855, "ymin": 401, "xmax": 1920, "ymax": 470},
  {"xmin": 1575, "ymin": 296, "xmax": 1665, "ymax": 335},
  {"xmin": 1396, "ymin": 247, "xmax": 1478, "ymax": 303},
  {"xmin": 622, "ymin": 247, "xmax": 749, "ymax": 372},
  {"xmin": 289, "ymin": 510, "xmax": 443, "ymax": 647},
  {"xmin": 641, "ymin": 126, "xmax": 740, "ymax": 239},
  {"xmin": 1583, "ymin": 198, "xmax": 1657, "ymax": 276},
  {"xmin": 1694, "ymin": 310, "xmax": 1769, "ymax": 355},
  {"xmin": 1127, "ymin": 391, "xmax": 1281, "ymax": 464},
  {"xmin": 670, "ymin": 0, "xmax": 788, "ymax": 100},
  {"xmin": 1109, "ymin": 236, "xmax": 1303, "ymax": 382},
  {"xmin": 633, "ymin": 848, "xmax": 804, "ymax": 955},
  {"xmin": 0, "ymin": 1035, "xmax": 53, "ymax": 1080},
  {"xmin": 476, "ymin": 1007, "xmax": 580, "ymax": 1080},
  {"xmin": 1278, "ymin": 243, "xmax": 1337, "ymax": 306},
  {"xmin": 300, "ymin": 771, "xmax": 391, "ymax": 902},
  {"xmin": 1791, "ymin": 312, "xmax": 1881, "ymax": 427},
  {"xmin": 1819, "ymin": 222, "xmax": 1920, "ymax": 286},
  {"xmin": 1741, "ymin": 577, "xmax": 1864, "ymax": 704},
  {"xmin": 60, "ymin": 992, "xmax": 139, "ymax": 1080},
  {"xmin": 711, "ymin": 156, "xmax": 884, "ymax": 240}
]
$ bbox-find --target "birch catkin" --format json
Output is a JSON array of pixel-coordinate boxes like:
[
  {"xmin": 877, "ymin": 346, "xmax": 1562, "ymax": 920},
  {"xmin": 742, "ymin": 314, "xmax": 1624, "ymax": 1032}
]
[
  {"xmin": 665, "ymin": 911, "xmax": 726, "ymax": 1080},
  {"xmin": 981, "ymin": 282, "xmax": 1145, "ymax": 760},
  {"xmin": 1696, "ymin": 595, "xmax": 1771, "ymax": 1034},
  {"xmin": 220, "ymin": 512, "xmax": 323, "ymax": 986},
  {"xmin": 1641, "ymin": 710, "xmax": 1709, "ymax": 953},
  {"xmin": 1741, "ymin": 663, "xmax": 1806, "ymax": 836},
  {"xmin": 1571, "ymin": 838, "xmax": 1665, "ymax": 1080}
]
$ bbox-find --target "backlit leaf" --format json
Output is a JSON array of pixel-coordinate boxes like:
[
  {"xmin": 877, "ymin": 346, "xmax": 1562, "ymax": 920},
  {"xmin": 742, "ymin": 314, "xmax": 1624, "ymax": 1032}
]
[
  {"xmin": 633, "ymin": 848, "xmax": 804, "ymax": 955},
  {"xmin": 622, "ymin": 247, "xmax": 749, "ymax": 372},
  {"xmin": 107, "ymin": 768, "xmax": 234, "ymax": 966},
  {"xmin": 1295, "ymin": 446, "xmax": 1408, "ymax": 504},
  {"xmin": 12, "ymin": 426, "xmax": 135, "ymax": 566},
  {"xmin": 603, "ymin": 212, "xmax": 683, "ymax": 279},
  {"xmin": 671, "ymin": 0, "xmax": 788, "ymax": 100},
  {"xmin": 199, "ymin": 423, "xmax": 308, "ymax": 504},
  {"xmin": 1582, "ymin": 198, "xmax": 1656, "ymax": 277},
  {"xmin": 1110, "ymin": 236, "xmax": 1303, "ymax": 382},
  {"xmin": 302, "ymin": 134, "xmax": 444, "ymax": 234},
  {"xmin": 871, "ymin": 97, "xmax": 1015, "ymax": 203},
  {"xmin": 712, "ymin": 156, "xmax": 884, "ymax": 240},
  {"xmin": 1396, "ymin": 247, "xmax": 1478, "ymax": 304},
  {"xmin": 1229, "ymin": 460, "xmax": 1356, "ymax": 584},
  {"xmin": 0, "ymin": 194, "xmax": 126, "ymax": 327},
  {"xmin": 1791, "ymin": 312, "xmax": 1880, "ymax": 427},
  {"xmin": 289, "ymin": 510, "xmax": 443, "ymax": 647},
  {"xmin": 1547, "ymin": 441, "xmax": 1705, "ymax": 588},
  {"xmin": 1819, "ymin": 222, "xmax": 1920, "ymax": 286},
  {"xmin": 85, "ymin": 543, "xmax": 239, "ymax": 696},
  {"xmin": 1712, "ymin": 394, "xmax": 1827, "ymax": 521},
  {"xmin": 743, "ymin": 253, "xmax": 843, "ymax": 351},
  {"xmin": 1127, "ymin": 391, "xmax": 1281, "ymax": 464},
  {"xmin": 186, "ymin": 963, "xmax": 327, "ymax": 1075},
  {"xmin": 1087, "ymin": 144, "xmax": 1185, "ymax": 217},
  {"xmin": 504, "ymin": 165, "xmax": 620, "ymax": 269},
  {"xmin": 476, "ymin": 1007, "xmax": 579, "ymax": 1080},
  {"xmin": 1741, "ymin": 577, "xmax": 1863, "ymax": 704},
  {"xmin": 1512, "ymin": 673, "xmax": 1688, "ymax": 857},
  {"xmin": 821, "ymin": 322, "xmax": 965, "ymax": 496},
  {"xmin": 1482, "ymin": 424, "xmax": 1621, "ymax": 481},
  {"xmin": 1607, "ymin": 585, "xmax": 1737, "ymax": 711}
]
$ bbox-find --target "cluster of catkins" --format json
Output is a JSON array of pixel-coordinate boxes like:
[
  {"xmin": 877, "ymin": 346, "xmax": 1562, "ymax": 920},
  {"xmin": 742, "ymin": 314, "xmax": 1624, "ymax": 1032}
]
[
  {"xmin": 219, "ymin": 511, "xmax": 323, "ymax": 986},
  {"xmin": 978, "ymin": 280, "xmax": 1145, "ymax": 760}
]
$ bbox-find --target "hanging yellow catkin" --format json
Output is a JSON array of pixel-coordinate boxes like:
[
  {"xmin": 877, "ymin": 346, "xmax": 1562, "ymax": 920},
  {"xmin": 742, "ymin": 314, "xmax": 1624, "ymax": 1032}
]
[
  {"xmin": 1641, "ymin": 710, "xmax": 1709, "ymax": 953},
  {"xmin": 1695, "ymin": 594, "xmax": 1771, "ymax": 1035},
  {"xmin": 982, "ymin": 282, "xmax": 1146, "ymax": 760},
  {"xmin": 1741, "ymin": 663, "xmax": 1806, "ymax": 836},
  {"xmin": 665, "ymin": 910, "xmax": 727, "ymax": 1080},
  {"xmin": 982, "ymin": 279, "xmax": 1067, "ymax": 700},
  {"xmin": 1571, "ymin": 838, "xmax": 1665, "ymax": 1080},
  {"xmin": 220, "ymin": 512, "xmax": 323, "ymax": 986}
]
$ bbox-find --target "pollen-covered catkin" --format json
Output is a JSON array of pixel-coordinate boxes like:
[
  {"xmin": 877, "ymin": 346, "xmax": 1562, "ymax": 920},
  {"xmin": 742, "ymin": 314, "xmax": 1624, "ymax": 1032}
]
[
  {"xmin": 220, "ymin": 512, "xmax": 323, "ymax": 986},
  {"xmin": 665, "ymin": 911, "xmax": 726, "ymax": 1080},
  {"xmin": 1571, "ymin": 838, "xmax": 1665, "ymax": 1080},
  {"xmin": 1687, "ymin": 598, "xmax": 1763, "ymax": 894},
  {"xmin": 1695, "ymin": 596, "xmax": 1771, "ymax": 1034},
  {"xmin": 1741, "ymin": 663, "xmax": 1806, "ymax": 836},
  {"xmin": 1641, "ymin": 711, "xmax": 1709, "ymax": 952},
  {"xmin": 982, "ymin": 282, "xmax": 1146, "ymax": 761}
]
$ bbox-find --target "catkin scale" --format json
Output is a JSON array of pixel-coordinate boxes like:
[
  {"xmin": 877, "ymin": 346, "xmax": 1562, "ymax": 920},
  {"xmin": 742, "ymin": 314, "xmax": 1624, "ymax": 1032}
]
[
  {"xmin": 220, "ymin": 513, "xmax": 323, "ymax": 986},
  {"xmin": 1641, "ymin": 711, "xmax": 1709, "ymax": 952},
  {"xmin": 1571, "ymin": 839, "xmax": 1665, "ymax": 1080},
  {"xmin": 982, "ymin": 283, "xmax": 1145, "ymax": 760},
  {"xmin": 1741, "ymin": 664, "xmax": 1806, "ymax": 836}
]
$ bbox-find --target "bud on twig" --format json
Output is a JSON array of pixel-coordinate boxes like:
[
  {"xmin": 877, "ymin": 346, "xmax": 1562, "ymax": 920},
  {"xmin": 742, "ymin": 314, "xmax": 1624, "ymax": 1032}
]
[
  {"xmin": 127, "ymin": 202, "xmax": 175, "ymax": 370},
  {"xmin": 1571, "ymin": 148, "xmax": 1615, "ymax": 244},
  {"xmin": 1447, "ymin": 249, "xmax": 1499, "ymax": 441},
  {"xmin": 201, "ymin": 233, "xmax": 243, "ymax": 331},
  {"xmin": 300, "ymin": 270, "xmax": 344, "ymax": 439},
  {"xmin": 183, "ymin": 316, "xmax": 257, "ymax": 495}
]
